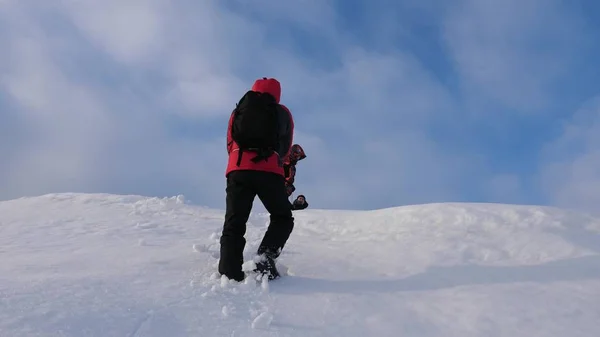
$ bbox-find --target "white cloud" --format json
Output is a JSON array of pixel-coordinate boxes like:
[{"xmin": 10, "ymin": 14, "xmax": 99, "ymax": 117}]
[
  {"xmin": 0, "ymin": 13, "xmax": 119, "ymax": 196},
  {"xmin": 59, "ymin": 0, "xmax": 168, "ymax": 66},
  {"xmin": 0, "ymin": 0, "xmax": 497, "ymax": 209},
  {"xmin": 164, "ymin": 75, "xmax": 247, "ymax": 118},
  {"xmin": 540, "ymin": 97, "xmax": 600, "ymax": 212},
  {"xmin": 0, "ymin": 0, "xmax": 594, "ymax": 212},
  {"xmin": 287, "ymin": 129, "xmax": 473, "ymax": 210},
  {"xmin": 442, "ymin": 0, "xmax": 585, "ymax": 114}
]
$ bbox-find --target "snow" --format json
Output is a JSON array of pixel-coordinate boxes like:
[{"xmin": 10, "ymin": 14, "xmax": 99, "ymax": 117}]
[{"xmin": 1, "ymin": 193, "xmax": 600, "ymax": 336}]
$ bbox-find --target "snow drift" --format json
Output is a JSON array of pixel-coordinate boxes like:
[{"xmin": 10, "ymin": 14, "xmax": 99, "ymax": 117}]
[{"xmin": 1, "ymin": 193, "xmax": 599, "ymax": 336}]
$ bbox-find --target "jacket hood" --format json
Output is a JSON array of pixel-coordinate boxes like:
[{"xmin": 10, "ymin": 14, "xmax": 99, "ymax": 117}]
[{"xmin": 251, "ymin": 77, "xmax": 281, "ymax": 103}]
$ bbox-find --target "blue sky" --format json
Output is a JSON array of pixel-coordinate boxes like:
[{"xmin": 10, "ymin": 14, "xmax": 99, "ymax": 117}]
[{"xmin": 1, "ymin": 0, "xmax": 600, "ymax": 213}]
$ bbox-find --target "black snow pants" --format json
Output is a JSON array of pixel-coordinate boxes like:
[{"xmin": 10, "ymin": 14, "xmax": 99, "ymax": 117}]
[{"xmin": 219, "ymin": 170, "xmax": 295, "ymax": 281}]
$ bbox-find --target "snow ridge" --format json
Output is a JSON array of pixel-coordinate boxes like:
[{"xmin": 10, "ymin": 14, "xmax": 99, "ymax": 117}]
[{"xmin": 1, "ymin": 193, "xmax": 600, "ymax": 336}]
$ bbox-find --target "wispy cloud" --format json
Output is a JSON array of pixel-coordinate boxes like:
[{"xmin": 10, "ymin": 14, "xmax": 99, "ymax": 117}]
[
  {"xmin": 442, "ymin": 0, "xmax": 588, "ymax": 115},
  {"xmin": 1, "ymin": 0, "xmax": 599, "ymax": 212},
  {"xmin": 540, "ymin": 97, "xmax": 600, "ymax": 212}
]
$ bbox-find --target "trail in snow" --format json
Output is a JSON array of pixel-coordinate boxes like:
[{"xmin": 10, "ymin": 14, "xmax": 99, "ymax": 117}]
[{"xmin": 1, "ymin": 193, "xmax": 600, "ymax": 336}]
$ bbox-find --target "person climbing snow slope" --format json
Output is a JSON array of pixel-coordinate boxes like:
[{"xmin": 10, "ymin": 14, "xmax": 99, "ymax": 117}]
[{"xmin": 219, "ymin": 77, "xmax": 295, "ymax": 282}]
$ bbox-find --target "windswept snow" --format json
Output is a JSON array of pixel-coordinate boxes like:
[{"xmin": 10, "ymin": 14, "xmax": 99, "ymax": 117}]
[{"xmin": 1, "ymin": 193, "xmax": 600, "ymax": 336}]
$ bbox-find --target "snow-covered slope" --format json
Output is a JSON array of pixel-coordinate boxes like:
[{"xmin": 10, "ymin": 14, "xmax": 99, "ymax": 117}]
[{"xmin": 1, "ymin": 193, "xmax": 600, "ymax": 336}]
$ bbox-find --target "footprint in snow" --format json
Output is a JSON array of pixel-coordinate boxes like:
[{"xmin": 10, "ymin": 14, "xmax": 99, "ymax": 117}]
[
  {"xmin": 192, "ymin": 243, "xmax": 220, "ymax": 259},
  {"xmin": 251, "ymin": 311, "xmax": 273, "ymax": 329},
  {"xmin": 193, "ymin": 243, "xmax": 208, "ymax": 252},
  {"xmin": 136, "ymin": 222, "xmax": 158, "ymax": 229}
]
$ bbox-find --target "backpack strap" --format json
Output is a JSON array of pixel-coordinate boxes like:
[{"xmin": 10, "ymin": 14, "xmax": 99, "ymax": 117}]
[
  {"xmin": 250, "ymin": 148, "xmax": 273, "ymax": 163},
  {"xmin": 235, "ymin": 148, "xmax": 273, "ymax": 166},
  {"xmin": 236, "ymin": 149, "xmax": 244, "ymax": 166}
]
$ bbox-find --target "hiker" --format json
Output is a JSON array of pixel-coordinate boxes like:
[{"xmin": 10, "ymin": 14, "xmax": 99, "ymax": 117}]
[
  {"xmin": 219, "ymin": 77, "xmax": 295, "ymax": 282},
  {"xmin": 283, "ymin": 144, "xmax": 308, "ymax": 211}
]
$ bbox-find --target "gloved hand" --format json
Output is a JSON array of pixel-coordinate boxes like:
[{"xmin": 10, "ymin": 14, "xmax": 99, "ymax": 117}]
[{"xmin": 291, "ymin": 195, "xmax": 308, "ymax": 210}]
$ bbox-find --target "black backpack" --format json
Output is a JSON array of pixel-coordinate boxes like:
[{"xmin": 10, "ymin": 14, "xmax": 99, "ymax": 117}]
[{"xmin": 231, "ymin": 90, "xmax": 280, "ymax": 166}]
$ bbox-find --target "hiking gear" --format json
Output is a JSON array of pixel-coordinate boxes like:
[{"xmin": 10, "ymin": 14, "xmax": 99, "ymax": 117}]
[
  {"xmin": 289, "ymin": 144, "xmax": 306, "ymax": 163},
  {"xmin": 291, "ymin": 195, "xmax": 308, "ymax": 210},
  {"xmin": 225, "ymin": 105, "xmax": 293, "ymax": 177},
  {"xmin": 251, "ymin": 77, "xmax": 281, "ymax": 103},
  {"xmin": 254, "ymin": 254, "xmax": 281, "ymax": 281},
  {"xmin": 231, "ymin": 90, "xmax": 280, "ymax": 166}
]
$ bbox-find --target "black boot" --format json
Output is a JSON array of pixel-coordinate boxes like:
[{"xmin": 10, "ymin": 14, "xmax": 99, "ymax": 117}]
[{"xmin": 253, "ymin": 254, "xmax": 280, "ymax": 280}]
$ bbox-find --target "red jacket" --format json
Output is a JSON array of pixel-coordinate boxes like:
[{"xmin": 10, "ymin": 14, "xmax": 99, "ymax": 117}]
[{"xmin": 226, "ymin": 78, "xmax": 294, "ymax": 177}]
